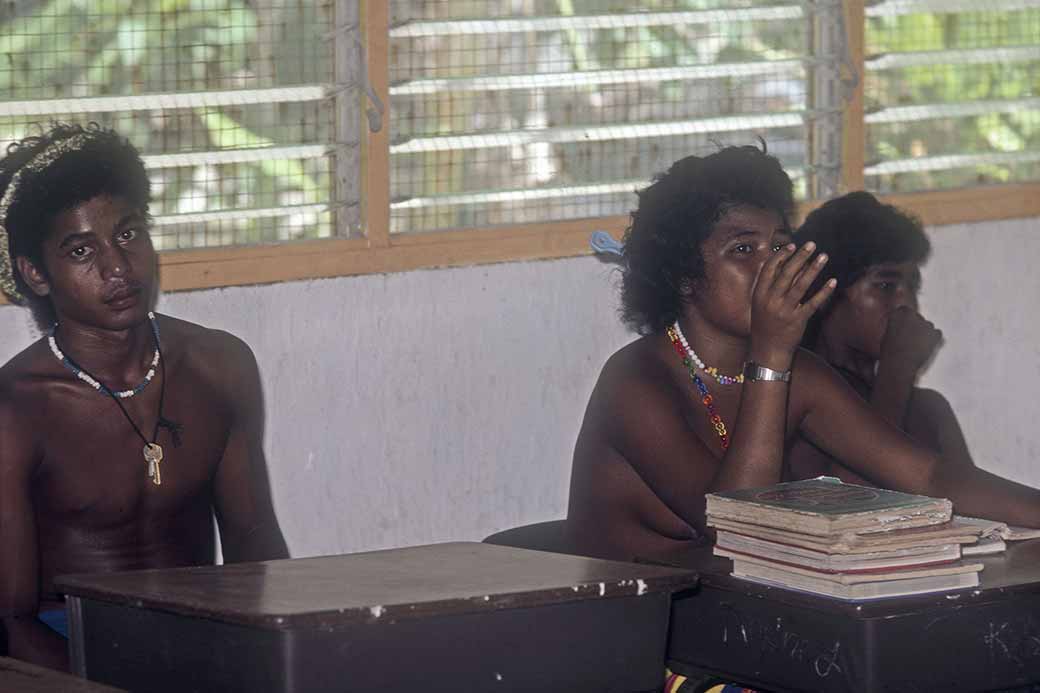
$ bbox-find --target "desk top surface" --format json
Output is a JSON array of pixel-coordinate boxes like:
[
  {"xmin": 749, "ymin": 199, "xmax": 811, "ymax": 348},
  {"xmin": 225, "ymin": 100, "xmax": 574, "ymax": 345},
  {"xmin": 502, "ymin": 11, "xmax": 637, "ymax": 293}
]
[
  {"xmin": 55, "ymin": 542, "xmax": 697, "ymax": 629},
  {"xmin": 661, "ymin": 537, "xmax": 1040, "ymax": 616}
]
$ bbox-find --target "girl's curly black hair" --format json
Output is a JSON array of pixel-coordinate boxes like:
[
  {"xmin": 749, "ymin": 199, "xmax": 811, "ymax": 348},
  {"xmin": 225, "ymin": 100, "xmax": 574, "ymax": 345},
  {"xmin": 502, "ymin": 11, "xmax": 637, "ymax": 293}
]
[{"xmin": 620, "ymin": 145, "xmax": 794, "ymax": 335}]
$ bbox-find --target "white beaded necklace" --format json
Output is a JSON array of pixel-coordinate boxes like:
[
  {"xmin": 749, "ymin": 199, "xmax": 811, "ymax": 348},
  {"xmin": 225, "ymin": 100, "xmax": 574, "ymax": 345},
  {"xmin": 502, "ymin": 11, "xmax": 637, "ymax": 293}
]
[
  {"xmin": 671, "ymin": 320, "xmax": 744, "ymax": 385},
  {"xmin": 48, "ymin": 312, "xmax": 160, "ymax": 398}
]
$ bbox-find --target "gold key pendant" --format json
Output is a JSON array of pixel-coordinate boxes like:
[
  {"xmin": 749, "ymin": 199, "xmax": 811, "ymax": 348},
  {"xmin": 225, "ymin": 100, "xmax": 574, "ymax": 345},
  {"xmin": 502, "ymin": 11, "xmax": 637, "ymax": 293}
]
[{"xmin": 143, "ymin": 443, "xmax": 163, "ymax": 486}]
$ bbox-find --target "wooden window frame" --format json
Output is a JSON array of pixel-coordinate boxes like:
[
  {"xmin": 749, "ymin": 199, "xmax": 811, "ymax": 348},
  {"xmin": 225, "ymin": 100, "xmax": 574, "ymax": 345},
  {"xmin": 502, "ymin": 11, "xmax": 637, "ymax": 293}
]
[{"xmin": 7, "ymin": 0, "xmax": 1040, "ymax": 302}]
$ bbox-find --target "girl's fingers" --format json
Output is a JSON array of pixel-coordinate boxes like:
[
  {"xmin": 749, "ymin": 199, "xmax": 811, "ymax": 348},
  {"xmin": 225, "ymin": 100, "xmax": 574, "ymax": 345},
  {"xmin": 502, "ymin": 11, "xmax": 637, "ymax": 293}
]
[
  {"xmin": 800, "ymin": 277, "xmax": 838, "ymax": 315},
  {"xmin": 772, "ymin": 241, "xmax": 818, "ymax": 297},
  {"xmin": 785, "ymin": 251, "xmax": 829, "ymax": 304},
  {"xmin": 754, "ymin": 243, "xmax": 796, "ymax": 299}
]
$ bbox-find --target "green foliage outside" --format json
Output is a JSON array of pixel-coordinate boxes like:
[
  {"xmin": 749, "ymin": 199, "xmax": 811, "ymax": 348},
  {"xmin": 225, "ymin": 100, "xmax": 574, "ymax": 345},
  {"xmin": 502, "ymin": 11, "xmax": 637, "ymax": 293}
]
[{"xmin": 866, "ymin": 9, "xmax": 1040, "ymax": 192}]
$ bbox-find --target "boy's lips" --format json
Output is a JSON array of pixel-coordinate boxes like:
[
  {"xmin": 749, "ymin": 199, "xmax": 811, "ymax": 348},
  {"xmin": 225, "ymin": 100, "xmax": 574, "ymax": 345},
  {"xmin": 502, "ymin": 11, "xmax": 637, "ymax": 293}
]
[{"xmin": 104, "ymin": 284, "xmax": 142, "ymax": 305}]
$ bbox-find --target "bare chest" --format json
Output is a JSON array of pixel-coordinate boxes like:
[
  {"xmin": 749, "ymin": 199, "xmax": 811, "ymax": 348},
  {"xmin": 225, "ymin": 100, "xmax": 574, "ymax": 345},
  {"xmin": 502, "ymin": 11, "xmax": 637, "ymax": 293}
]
[{"xmin": 33, "ymin": 379, "xmax": 230, "ymax": 527}]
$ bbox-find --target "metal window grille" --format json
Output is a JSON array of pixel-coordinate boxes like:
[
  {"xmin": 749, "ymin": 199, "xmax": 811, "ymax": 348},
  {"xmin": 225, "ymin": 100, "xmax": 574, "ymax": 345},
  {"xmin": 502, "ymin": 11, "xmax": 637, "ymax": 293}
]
[
  {"xmin": 864, "ymin": 0, "xmax": 1040, "ymax": 193},
  {"xmin": 388, "ymin": 0, "xmax": 849, "ymax": 235},
  {"xmin": 0, "ymin": 0, "xmax": 358, "ymax": 251}
]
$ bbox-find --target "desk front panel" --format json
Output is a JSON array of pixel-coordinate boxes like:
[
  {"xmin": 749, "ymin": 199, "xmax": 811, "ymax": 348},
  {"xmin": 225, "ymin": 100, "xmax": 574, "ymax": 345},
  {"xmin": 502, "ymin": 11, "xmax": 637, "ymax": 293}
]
[
  {"xmin": 669, "ymin": 577, "xmax": 1040, "ymax": 692},
  {"xmin": 71, "ymin": 592, "xmax": 671, "ymax": 693}
]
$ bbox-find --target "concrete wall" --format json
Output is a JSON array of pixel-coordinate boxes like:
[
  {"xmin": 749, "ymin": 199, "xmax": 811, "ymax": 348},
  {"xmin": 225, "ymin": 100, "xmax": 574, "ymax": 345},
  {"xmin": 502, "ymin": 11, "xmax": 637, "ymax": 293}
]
[{"xmin": 1, "ymin": 215, "xmax": 1036, "ymax": 557}]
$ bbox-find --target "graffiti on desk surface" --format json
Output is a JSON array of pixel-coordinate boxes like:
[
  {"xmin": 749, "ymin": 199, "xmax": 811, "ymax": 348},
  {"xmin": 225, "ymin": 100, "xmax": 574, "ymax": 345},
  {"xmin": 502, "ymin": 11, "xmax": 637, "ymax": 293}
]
[
  {"xmin": 717, "ymin": 603, "xmax": 848, "ymax": 681},
  {"xmin": 984, "ymin": 615, "xmax": 1040, "ymax": 669}
]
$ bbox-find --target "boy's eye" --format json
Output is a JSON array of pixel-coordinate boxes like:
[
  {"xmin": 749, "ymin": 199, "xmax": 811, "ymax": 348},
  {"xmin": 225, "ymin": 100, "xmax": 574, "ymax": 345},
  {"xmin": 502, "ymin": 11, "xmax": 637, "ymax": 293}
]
[
  {"xmin": 70, "ymin": 246, "xmax": 92, "ymax": 259},
  {"xmin": 733, "ymin": 243, "xmax": 754, "ymax": 254},
  {"xmin": 771, "ymin": 243, "xmax": 784, "ymax": 252},
  {"xmin": 875, "ymin": 281, "xmax": 895, "ymax": 291},
  {"xmin": 118, "ymin": 229, "xmax": 138, "ymax": 242}
]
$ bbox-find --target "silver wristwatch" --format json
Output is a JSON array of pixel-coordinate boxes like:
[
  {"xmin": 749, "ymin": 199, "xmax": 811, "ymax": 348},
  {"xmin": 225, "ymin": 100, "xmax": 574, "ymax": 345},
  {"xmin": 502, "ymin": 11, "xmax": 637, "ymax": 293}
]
[{"xmin": 743, "ymin": 361, "xmax": 791, "ymax": 383}]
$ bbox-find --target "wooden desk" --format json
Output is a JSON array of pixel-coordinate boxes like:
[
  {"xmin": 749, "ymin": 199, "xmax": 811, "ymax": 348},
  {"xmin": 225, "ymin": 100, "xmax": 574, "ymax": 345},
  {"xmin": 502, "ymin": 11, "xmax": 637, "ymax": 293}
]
[
  {"xmin": 664, "ymin": 539, "xmax": 1040, "ymax": 692},
  {"xmin": 0, "ymin": 657, "xmax": 125, "ymax": 692},
  {"xmin": 56, "ymin": 542, "xmax": 697, "ymax": 693}
]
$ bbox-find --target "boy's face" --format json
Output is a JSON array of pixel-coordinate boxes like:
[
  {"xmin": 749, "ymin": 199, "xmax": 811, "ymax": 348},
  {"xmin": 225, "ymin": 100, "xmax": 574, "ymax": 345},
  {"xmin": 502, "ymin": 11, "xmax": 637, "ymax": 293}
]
[
  {"xmin": 23, "ymin": 193, "xmax": 157, "ymax": 331},
  {"xmin": 830, "ymin": 261, "xmax": 922, "ymax": 358},
  {"xmin": 689, "ymin": 204, "xmax": 790, "ymax": 336}
]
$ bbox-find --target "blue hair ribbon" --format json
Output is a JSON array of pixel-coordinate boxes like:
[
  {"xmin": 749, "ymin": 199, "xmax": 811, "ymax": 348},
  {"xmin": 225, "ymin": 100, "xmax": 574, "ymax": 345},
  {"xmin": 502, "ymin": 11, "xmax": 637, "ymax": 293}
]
[{"xmin": 590, "ymin": 230, "xmax": 623, "ymax": 257}]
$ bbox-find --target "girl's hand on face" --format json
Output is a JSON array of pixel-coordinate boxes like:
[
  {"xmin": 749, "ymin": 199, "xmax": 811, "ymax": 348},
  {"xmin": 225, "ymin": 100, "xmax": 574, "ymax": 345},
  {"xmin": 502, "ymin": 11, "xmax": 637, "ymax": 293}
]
[
  {"xmin": 880, "ymin": 306, "xmax": 943, "ymax": 374},
  {"xmin": 749, "ymin": 241, "xmax": 837, "ymax": 369}
]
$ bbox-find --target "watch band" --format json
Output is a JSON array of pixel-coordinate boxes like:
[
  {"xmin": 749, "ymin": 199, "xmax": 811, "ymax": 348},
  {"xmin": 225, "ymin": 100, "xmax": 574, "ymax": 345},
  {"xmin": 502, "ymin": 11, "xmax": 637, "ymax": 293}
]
[{"xmin": 743, "ymin": 361, "xmax": 791, "ymax": 383}]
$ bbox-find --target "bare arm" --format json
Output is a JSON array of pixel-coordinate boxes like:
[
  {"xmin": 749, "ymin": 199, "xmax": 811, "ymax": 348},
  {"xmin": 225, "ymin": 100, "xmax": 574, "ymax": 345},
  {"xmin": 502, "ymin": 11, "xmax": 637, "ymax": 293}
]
[
  {"xmin": 799, "ymin": 362, "xmax": 1040, "ymax": 526},
  {"xmin": 211, "ymin": 337, "xmax": 289, "ymax": 563},
  {"xmin": 713, "ymin": 242, "xmax": 835, "ymax": 491},
  {"xmin": 0, "ymin": 398, "xmax": 68, "ymax": 670},
  {"xmin": 869, "ymin": 358, "xmax": 918, "ymax": 429},
  {"xmin": 904, "ymin": 388, "xmax": 976, "ymax": 470},
  {"xmin": 787, "ymin": 385, "xmax": 975, "ymax": 486},
  {"xmin": 870, "ymin": 307, "xmax": 943, "ymax": 428}
]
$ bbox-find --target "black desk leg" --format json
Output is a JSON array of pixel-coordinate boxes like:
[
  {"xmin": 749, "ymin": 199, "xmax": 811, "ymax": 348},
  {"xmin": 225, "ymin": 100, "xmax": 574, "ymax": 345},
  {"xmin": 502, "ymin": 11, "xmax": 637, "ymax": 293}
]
[{"xmin": 67, "ymin": 596, "xmax": 87, "ymax": 678}]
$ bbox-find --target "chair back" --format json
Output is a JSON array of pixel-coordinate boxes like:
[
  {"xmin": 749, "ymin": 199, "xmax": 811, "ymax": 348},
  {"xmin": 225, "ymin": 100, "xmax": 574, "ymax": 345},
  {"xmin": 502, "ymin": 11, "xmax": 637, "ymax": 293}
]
[{"xmin": 483, "ymin": 519, "xmax": 573, "ymax": 554}]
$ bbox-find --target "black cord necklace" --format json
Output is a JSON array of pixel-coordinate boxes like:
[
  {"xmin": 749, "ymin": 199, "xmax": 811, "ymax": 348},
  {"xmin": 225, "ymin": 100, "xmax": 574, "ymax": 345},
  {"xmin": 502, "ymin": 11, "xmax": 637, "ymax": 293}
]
[{"xmin": 51, "ymin": 316, "xmax": 182, "ymax": 486}]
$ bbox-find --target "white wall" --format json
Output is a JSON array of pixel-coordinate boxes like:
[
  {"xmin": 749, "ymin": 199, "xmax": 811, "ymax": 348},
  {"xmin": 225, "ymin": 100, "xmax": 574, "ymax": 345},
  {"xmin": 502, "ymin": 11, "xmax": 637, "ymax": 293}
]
[
  {"xmin": 1, "ymin": 216, "xmax": 1037, "ymax": 557},
  {"xmin": 918, "ymin": 216, "xmax": 1040, "ymax": 487}
]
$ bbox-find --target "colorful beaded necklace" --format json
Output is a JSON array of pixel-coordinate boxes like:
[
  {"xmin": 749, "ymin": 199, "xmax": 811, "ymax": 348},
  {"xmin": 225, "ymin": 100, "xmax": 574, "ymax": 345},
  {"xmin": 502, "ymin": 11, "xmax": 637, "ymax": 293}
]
[
  {"xmin": 666, "ymin": 322, "xmax": 731, "ymax": 450},
  {"xmin": 670, "ymin": 320, "xmax": 743, "ymax": 385}
]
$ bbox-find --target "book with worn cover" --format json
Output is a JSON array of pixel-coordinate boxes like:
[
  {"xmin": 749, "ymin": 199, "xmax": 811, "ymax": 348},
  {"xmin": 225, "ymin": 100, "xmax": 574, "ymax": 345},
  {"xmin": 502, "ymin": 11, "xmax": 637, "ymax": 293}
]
[
  {"xmin": 728, "ymin": 554, "xmax": 983, "ymax": 600},
  {"xmin": 708, "ymin": 517, "xmax": 982, "ymax": 554},
  {"xmin": 706, "ymin": 477, "xmax": 951, "ymax": 537},
  {"xmin": 954, "ymin": 515, "xmax": 1040, "ymax": 542},
  {"xmin": 732, "ymin": 563, "xmax": 981, "ymax": 601},
  {"xmin": 714, "ymin": 532, "xmax": 963, "ymax": 573},
  {"xmin": 962, "ymin": 534, "xmax": 1006, "ymax": 556}
]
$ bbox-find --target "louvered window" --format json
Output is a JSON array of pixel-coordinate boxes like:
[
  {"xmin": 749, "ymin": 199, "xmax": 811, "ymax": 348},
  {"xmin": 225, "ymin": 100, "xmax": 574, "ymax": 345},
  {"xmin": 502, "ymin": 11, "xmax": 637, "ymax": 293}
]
[{"xmin": 388, "ymin": 0, "xmax": 850, "ymax": 234}]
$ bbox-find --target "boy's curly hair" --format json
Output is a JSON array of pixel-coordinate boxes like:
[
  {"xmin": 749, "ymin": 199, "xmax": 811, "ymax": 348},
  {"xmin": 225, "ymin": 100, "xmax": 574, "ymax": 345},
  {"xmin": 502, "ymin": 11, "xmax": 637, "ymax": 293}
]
[{"xmin": 0, "ymin": 122, "xmax": 150, "ymax": 329}]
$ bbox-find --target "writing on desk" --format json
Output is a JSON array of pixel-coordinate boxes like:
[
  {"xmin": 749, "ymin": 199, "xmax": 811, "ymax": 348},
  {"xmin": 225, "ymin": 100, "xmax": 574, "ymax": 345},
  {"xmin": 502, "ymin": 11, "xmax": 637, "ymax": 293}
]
[
  {"xmin": 719, "ymin": 604, "xmax": 847, "ymax": 681},
  {"xmin": 984, "ymin": 615, "xmax": 1040, "ymax": 669}
]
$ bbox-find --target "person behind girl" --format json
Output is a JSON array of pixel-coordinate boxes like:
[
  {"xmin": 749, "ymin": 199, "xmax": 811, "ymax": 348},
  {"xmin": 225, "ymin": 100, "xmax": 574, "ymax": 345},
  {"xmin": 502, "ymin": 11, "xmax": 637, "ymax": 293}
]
[{"xmin": 789, "ymin": 191, "xmax": 966, "ymax": 484}]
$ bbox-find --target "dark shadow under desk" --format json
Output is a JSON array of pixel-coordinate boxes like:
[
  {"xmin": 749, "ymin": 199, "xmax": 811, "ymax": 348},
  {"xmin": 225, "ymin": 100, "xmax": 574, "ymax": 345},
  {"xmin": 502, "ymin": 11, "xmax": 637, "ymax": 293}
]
[
  {"xmin": 0, "ymin": 656, "xmax": 125, "ymax": 692},
  {"xmin": 56, "ymin": 541, "xmax": 698, "ymax": 693},
  {"xmin": 662, "ymin": 538, "xmax": 1040, "ymax": 692}
]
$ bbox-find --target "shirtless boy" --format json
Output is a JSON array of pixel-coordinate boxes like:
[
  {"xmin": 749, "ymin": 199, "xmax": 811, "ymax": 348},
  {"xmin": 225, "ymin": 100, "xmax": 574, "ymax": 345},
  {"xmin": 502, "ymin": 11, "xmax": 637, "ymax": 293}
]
[
  {"xmin": 789, "ymin": 191, "xmax": 971, "ymax": 484},
  {"xmin": 0, "ymin": 124, "xmax": 288, "ymax": 670},
  {"xmin": 567, "ymin": 147, "xmax": 1040, "ymax": 562}
]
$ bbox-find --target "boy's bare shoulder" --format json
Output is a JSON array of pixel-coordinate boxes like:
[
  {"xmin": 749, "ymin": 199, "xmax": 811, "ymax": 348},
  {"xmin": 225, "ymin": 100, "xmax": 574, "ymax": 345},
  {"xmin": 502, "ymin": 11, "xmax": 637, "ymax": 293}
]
[
  {"xmin": 0, "ymin": 340, "xmax": 53, "ymax": 465},
  {"xmin": 156, "ymin": 314, "xmax": 258, "ymax": 388},
  {"xmin": 158, "ymin": 314, "xmax": 254, "ymax": 359},
  {"xmin": 0, "ymin": 338, "xmax": 61, "ymax": 405}
]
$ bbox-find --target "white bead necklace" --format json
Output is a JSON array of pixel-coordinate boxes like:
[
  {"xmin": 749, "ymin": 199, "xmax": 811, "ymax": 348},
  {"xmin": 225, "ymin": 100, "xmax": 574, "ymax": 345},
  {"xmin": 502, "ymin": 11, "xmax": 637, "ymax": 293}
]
[
  {"xmin": 671, "ymin": 320, "xmax": 744, "ymax": 385},
  {"xmin": 48, "ymin": 312, "xmax": 161, "ymax": 398}
]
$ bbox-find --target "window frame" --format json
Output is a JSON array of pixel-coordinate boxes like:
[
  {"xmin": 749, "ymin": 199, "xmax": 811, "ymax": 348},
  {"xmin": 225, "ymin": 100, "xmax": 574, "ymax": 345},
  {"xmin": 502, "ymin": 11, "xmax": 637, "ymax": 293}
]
[{"xmin": 5, "ymin": 0, "xmax": 1040, "ymax": 302}]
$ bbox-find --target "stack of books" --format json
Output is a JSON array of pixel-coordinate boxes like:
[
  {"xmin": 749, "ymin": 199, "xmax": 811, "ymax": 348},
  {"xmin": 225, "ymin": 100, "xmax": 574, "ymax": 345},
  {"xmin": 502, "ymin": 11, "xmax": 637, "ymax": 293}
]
[{"xmin": 706, "ymin": 477, "xmax": 986, "ymax": 600}]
